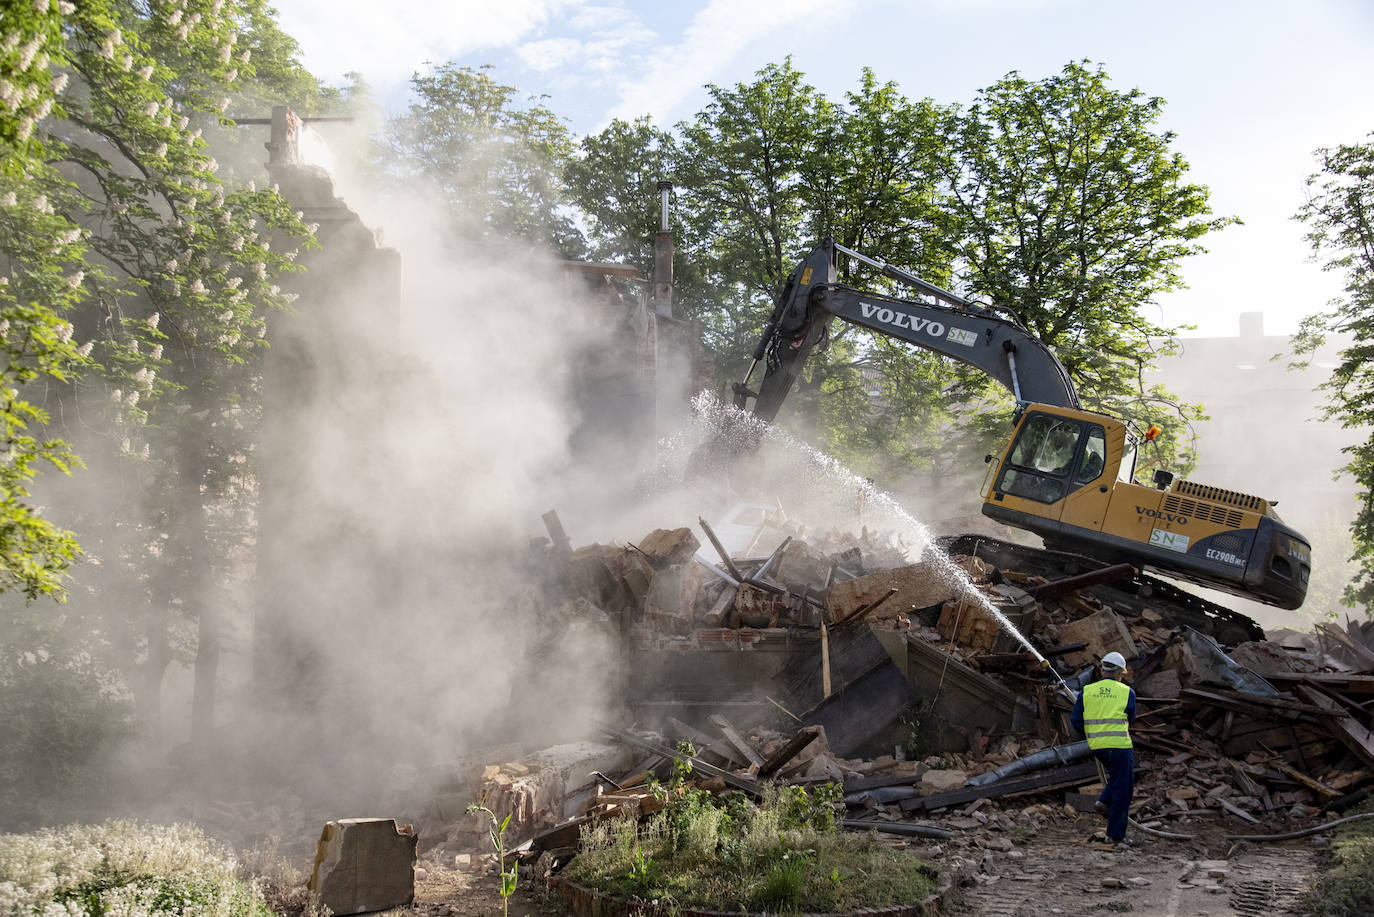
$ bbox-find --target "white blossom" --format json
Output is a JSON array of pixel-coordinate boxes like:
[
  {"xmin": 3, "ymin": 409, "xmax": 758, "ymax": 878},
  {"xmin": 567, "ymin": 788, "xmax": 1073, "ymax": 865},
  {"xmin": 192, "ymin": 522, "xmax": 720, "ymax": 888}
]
[
  {"xmin": 147, "ymin": 312, "xmax": 159, "ymax": 329},
  {"xmin": 56, "ymin": 322, "xmax": 72, "ymax": 343},
  {"xmin": 226, "ymin": 276, "xmax": 241, "ymax": 289},
  {"xmin": 154, "ymin": 142, "xmax": 167, "ymax": 158},
  {"xmin": 240, "ymin": 49, "xmax": 251, "ymax": 63},
  {"xmin": 168, "ymin": 8, "xmax": 183, "ymax": 25},
  {"xmin": 99, "ymin": 40, "xmax": 114, "ymax": 60},
  {"xmin": 218, "ymin": 44, "xmax": 232, "ymax": 63},
  {"xmin": 190, "ymin": 279, "xmax": 205, "ymax": 294},
  {"xmin": 138, "ymin": 64, "xmax": 153, "ymax": 80},
  {"xmin": 175, "ymin": 25, "xmax": 189, "ymax": 41},
  {"xmin": 0, "ymin": 192, "xmax": 14, "ymax": 207},
  {"xmin": 225, "ymin": 69, "xmax": 237, "ymax": 83},
  {"xmin": 64, "ymin": 270, "xmax": 83, "ymax": 288},
  {"xmin": 0, "ymin": 319, "xmax": 9, "ymax": 337},
  {"xmin": 141, "ymin": 443, "xmax": 150, "ymax": 458},
  {"xmin": 76, "ymin": 341, "xmax": 93, "ymax": 357},
  {"xmin": 254, "ymin": 262, "xmax": 266, "ymax": 279},
  {"xmin": 306, "ymin": 223, "xmax": 319, "ymax": 234},
  {"xmin": 120, "ymin": 437, "xmax": 131, "ymax": 453},
  {"xmin": 177, "ymin": 115, "xmax": 188, "ymax": 129},
  {"xmin": 283, "ymin": 292, "xmax": 299, "ymax": 303},
  {"xmin": 110, "ymin": 389, "xmax": 122, "ymax": 403},
  {"xmin": 35, "ymin": 97, "xmax": 51, "ymax": 119},
  {"xmin": 51, "ymin": 72, "xmax": 68, "ymax": 94},
  {"xmin": 120, "ymin": 53, "xmax": 132, "ymax": 71},
  {"xmin": 142, "ymin": 101, "xmax": 158, "ymax": 117},
  {"xmin": 56, "ymin": 0, "xmax": 73, "ymax": 12},
  {"xmin": 164, "ymin": 258, "xmax": 178, "ymax": 272},
  {"xmin": 16, "ymin": 117, "xmax": 33, "ymax": 141},
  {"xmin": 160, "ymin": 113, "xmax": 171, "ymax": 127},
  {"xmin": 150, "ymin": 344, "xmax": 162, "ymax": 360},
  {"xmin": 18, "ymin": 37, "xmax": 43, "ymax": 71},
  {"xmin": 33, "ymin": 0, "xmax": 49, "ymax": 10},
  {"xmin": 60, "ymin": 227, "xmax": 80, "ymax": 244},
  {"xmin": 218, "ymin": 309, "xmax": 233, "ymax": 322},
  {"xmin": 256, "ymin": 323, "xmax": 267, "ymax": 337},
  {"xmin": 124, "ymin": 390, "xmax": 138, "ymax": 407}
]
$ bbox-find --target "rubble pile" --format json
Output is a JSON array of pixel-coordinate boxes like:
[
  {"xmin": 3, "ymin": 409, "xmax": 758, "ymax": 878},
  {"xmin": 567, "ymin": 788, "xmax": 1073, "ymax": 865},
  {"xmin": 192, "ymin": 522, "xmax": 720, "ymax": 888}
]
[{"xmin": 420, "ymin": 508, "xmax": 1374, "ymax": 871}]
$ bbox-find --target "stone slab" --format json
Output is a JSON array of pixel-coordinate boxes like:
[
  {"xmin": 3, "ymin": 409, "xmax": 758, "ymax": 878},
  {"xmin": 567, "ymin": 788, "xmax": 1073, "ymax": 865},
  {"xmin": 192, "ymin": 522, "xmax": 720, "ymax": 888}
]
[{"xmin": 308, "ymin": 818, "xmax": 417, "ymax": 915}]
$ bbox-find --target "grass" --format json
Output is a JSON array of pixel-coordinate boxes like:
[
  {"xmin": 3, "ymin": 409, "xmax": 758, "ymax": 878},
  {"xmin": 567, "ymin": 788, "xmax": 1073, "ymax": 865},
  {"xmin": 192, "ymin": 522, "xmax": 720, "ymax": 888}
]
[
  {"xmin": 1305, "ymin": 803, "xmax": 1374, "ymax": 917},
  {"xmin": 565, "ymin": 781, "xmax": 940, "ymax": 914},
  {"xmin": 0, "ymin": 820, "xmax": 275, "ymax": 917}
]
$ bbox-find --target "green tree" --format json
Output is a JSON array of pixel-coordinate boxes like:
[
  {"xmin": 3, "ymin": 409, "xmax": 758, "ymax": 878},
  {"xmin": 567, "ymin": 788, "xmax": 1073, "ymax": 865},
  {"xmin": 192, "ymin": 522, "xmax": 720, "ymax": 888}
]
[
  {"xmin": 2, "ymin": 0, "xmax": 318, "ymax": 754},
  {"xmin": 1293, "ymin": 134, "xmax": 1374, "ymax": 611},
  {"xmin": 0, "ymin": 0, "xmax": 90, "ymax": 600},
  {"xmin": 946, "ymin": 61, "xmax": 1226, "ymax": 469},
  {"xmin": 566, "ymin": 116, "xmax": 677, "ymax": 273},
  {"xmin": 377, "ymin": 64, "xmax": 584, "ymax": 256}
]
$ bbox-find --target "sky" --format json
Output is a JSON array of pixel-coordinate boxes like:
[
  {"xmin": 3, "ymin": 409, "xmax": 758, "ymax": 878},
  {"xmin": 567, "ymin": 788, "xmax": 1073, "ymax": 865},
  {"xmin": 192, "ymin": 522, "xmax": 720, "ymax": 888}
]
[{"xmin": 269, "ymin": 0, "xmax": 1374, "ymax": 338}]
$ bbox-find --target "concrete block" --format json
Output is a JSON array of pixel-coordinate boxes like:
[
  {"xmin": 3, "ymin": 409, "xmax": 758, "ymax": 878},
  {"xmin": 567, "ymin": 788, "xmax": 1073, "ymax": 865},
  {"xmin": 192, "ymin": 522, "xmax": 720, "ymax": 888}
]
[
  {"xmin": 308, "ymin": 818, "xmax": 418, "ymax": 915},
  {"xmin": 636, "ymin": 527, "xmax": 699, "ymax": 566}
]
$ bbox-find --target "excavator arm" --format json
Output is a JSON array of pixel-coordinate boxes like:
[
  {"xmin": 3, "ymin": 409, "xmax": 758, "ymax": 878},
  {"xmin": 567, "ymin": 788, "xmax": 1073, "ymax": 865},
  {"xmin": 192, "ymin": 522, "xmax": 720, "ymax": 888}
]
[{"xmin": 733, "ymin": 240, "xmax": 1079, "ymax": 421}]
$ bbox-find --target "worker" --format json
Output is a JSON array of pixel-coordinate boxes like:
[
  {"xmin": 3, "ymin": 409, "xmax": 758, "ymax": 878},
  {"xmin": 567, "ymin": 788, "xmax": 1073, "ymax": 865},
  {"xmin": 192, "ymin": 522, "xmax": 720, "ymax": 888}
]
[{"xmin": 1071, "ymin": 651, "xmax": 1137, "ymax": 847}]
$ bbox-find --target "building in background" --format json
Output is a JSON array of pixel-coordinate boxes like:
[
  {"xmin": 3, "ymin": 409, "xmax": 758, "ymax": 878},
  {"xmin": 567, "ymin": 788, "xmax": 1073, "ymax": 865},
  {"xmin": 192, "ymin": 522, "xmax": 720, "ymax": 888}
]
[{"xmin": 1149, "ymin": 312, "xmax": 1359, "ymax": 627}]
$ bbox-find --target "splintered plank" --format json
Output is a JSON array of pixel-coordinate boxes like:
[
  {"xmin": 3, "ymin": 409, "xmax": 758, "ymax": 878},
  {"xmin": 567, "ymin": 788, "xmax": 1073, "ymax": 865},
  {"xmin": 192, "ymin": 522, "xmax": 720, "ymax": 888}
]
[{"xmin": 708, "ymin": 714, "xmax": 764, "ymax": 769}]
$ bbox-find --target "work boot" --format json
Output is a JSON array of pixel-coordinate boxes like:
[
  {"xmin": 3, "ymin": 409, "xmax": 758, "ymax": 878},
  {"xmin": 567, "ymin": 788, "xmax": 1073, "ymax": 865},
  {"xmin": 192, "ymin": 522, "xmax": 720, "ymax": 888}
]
[
  {"xmin": 1093, "ymin": 800, "xmax": 1108, "ymax": 817},
  {"xmin": 1108, "ymin": 835, "xmax": 1136, "ymax": 848}
]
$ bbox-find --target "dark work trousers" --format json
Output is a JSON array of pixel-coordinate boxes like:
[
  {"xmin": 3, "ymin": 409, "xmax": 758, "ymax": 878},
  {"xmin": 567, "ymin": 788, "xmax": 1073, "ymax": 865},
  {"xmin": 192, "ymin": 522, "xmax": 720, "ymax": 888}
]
[{"xmin": 1094, "ymin": 747, "xmax": 1134, "ymax": 840}]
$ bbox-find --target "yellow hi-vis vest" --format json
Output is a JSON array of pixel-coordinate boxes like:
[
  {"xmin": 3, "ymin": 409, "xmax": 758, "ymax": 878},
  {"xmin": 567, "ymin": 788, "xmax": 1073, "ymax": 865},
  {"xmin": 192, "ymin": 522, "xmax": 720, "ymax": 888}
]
[{"xmin": 1082, "ymin": 678, "xmax": 1132, "ymax": 750}]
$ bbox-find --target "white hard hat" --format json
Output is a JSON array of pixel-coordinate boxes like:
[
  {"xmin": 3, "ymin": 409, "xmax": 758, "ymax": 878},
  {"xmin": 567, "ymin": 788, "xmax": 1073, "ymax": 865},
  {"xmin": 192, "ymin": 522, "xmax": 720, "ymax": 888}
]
[{"xmin": 1102, "ymin": 652, "xmax": 1127, "ymax": 670}]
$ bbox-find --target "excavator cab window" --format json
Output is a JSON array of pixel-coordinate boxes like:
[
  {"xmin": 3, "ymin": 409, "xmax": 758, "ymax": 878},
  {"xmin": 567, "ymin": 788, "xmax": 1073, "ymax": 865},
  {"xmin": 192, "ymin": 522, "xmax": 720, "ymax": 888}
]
[
  {"xmin": 997, "ymin": 413, "xmax": 1082, "ymax": 504},
  {"xmin": 1118, "ymin": 436, "xmax": 1138, "ymax": 484},
  {"xmin": 1075, "ymin": 427, "xmax": 1107, "ymax": 485}
]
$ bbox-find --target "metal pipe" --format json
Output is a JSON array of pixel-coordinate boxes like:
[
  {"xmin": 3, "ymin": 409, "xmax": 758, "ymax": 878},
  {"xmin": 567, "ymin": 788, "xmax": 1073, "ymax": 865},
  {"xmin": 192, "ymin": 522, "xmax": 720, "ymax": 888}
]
[
  {"xmin": 965, "ymin": 741, "xmax": 1092, "ymax": 787},
  {"xmin": 833, "ymin": 242, "xmax": 965, "ymax": 305},
  {"xmin": 1006, "ymin": 348, "xmax": 1023, "ymax": 402},
  {"xmin": 842, "ymin": 819, "xmax": 951, "ymax": 840}
]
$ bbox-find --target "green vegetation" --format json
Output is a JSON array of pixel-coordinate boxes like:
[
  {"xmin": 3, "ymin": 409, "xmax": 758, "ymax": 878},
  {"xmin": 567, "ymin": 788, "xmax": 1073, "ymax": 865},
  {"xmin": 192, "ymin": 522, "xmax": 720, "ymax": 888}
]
[
  {"xmin": 0, "ymin": 820, "xmax": 273, "ymax": 917},
  {"xmin": 566, "ymin": 752, "xmax": 938, "ymax": 913},
  {"xmin": 1305, "ymin": 806, "xmax": 1374, "ymax": 916},
  {"xmin": 1293, "ymin": 133, "xmax": 1374, "ymax": 615},
  {"xmin": 567, "ymin": 59, "xmax": 1220, "ymax": 480}
]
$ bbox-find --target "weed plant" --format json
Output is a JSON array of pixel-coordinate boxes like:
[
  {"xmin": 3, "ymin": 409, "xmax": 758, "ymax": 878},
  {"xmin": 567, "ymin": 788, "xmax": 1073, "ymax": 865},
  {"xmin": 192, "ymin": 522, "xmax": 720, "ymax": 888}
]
[
  {"xmin": 0, "ymin": 820, "xmax": 273, "ymax": 917},
  {"xmin": 566, "ymin": 746, "xmax": 938, "ymax": 913},
  {"xmin": 1306, "ymin": 804, "xmax": 1374, "ymax": 917}
]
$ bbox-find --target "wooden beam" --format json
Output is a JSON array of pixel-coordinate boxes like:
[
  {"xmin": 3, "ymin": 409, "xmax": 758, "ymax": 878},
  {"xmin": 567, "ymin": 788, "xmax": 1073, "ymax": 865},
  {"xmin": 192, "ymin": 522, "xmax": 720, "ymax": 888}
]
[
  {"xmin": 900, "ymin": 761, "xmax": 1100, "ymax": 812},
  {"xmin": 1294, "ymin": 685, "xmax": 1374, "ymax": 769},
  {"xmin": 709, "ymin": 714, "xmax": 764, "ymax": 770},
  {"xmin": 757, "ymin": 726, "xmax": 822, "ymax": 779}
]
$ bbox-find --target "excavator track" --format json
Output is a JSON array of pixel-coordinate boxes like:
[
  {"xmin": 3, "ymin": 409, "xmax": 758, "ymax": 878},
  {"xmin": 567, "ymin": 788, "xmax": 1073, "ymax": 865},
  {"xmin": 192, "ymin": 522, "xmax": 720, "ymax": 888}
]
[{"xmin": 938, "ymin": 533, "xmax": 1267, "ymax": 646}]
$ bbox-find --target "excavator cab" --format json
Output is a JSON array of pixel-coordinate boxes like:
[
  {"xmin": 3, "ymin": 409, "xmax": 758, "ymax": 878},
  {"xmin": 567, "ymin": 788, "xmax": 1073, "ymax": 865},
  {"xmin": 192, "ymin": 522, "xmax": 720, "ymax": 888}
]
[{"xmin": 983, "ymin": 403, "xmax": 1311, "ymax": 610}]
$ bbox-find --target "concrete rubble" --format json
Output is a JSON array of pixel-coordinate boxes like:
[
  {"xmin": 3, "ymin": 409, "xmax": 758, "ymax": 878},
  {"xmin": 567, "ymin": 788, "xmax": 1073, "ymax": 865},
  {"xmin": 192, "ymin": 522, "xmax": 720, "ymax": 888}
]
[
  {"xmin": 395, "ymin": 506, "xmax": 1374, "ymax": 890},
  {"xmin": 307, "ymin": 818, "xmax": 418, "ymax": 916}
]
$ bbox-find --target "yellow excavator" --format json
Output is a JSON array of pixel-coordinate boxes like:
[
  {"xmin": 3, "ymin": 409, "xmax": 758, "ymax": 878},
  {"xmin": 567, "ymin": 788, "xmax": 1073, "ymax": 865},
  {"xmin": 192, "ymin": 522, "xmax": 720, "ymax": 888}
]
[{"xmin": 730, "ymin": 240, "xmax": 1311, "ymax": 610}]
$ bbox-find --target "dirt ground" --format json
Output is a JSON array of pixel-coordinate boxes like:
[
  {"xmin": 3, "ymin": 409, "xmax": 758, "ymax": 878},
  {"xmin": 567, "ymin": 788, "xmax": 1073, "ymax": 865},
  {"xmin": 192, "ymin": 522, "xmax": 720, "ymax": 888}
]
[{"xmin": 395, "ymin": 810, "xmax": 1324, "ymax": 916}]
